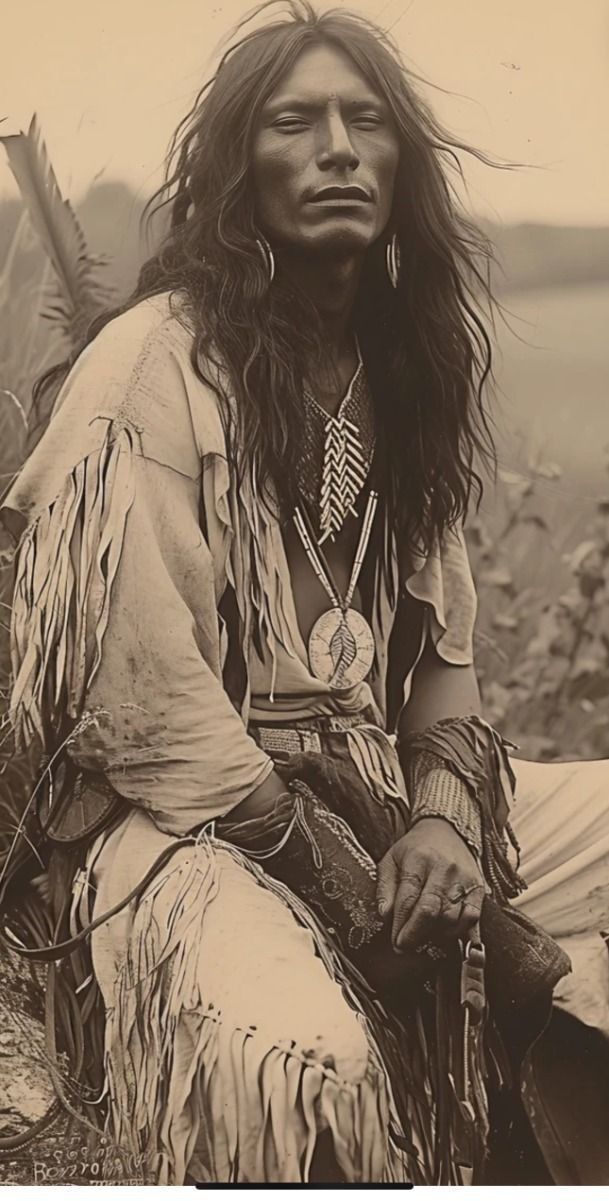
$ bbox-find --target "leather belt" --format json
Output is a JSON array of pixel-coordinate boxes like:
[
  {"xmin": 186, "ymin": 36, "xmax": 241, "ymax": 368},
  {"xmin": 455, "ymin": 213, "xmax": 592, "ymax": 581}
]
[
  {"xmin": 253, "ymin": 712, "xmax": 374, "ymax": 760},
  {"xmin": 255, "ymin": 727, "xmax": 322, "ymax": 757}
]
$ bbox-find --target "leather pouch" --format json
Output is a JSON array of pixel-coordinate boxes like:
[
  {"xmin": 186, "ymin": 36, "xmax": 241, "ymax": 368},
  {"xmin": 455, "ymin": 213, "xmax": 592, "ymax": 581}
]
[{"xmin": 37, "ymin": 766, "xmax": 123, "ymax": 844}]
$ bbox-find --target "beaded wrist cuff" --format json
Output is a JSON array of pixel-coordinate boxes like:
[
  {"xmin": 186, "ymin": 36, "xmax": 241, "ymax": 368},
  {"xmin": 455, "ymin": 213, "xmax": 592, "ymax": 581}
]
[
  {"xmin": 400, "ymin": 716, "xmax": 525, "ymax": 904},
  {"xmin": 410, "ymin": 751, "xmax": 483, "ymax": 859}
]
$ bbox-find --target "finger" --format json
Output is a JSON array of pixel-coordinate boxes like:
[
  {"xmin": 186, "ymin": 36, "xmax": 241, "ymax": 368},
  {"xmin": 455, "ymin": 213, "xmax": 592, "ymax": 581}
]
[
  {"xmin": 436, "ymin": 901, "xmax": 465, "ymax": 942},
  {"xmin": 376, "ymin": 850, "xmax": 399, "ymax": 917},
  {"xmin": 389, "ymin": 870, "xmax": 427, "ymax": 942},
  {"xmin": 453, "ymin": 901, "xmax": 483, "ymax": 941},
  {"xmin": 394, "ymin": 884, "xmax": 443, "ymax": 952},
  {"xmin": 392, "ymin": 857, "xmax": 450, "ymax": 945}
]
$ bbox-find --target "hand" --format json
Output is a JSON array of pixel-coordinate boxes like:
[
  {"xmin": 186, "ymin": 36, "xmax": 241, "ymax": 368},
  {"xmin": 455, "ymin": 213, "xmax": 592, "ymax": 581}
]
[{"xmin": 376, "ymin": 818, "xmax": 485, "ymax": 953}]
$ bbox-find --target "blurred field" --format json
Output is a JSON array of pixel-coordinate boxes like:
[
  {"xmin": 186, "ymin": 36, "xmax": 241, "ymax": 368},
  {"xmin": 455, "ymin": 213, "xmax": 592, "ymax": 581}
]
[
  {"xmin": 471, "ymin": 281, "xmax": 609, "ymax": 760},
  {"xmin": 498, "ymin": 282, "xmax": 608, "ymax": 490},
  {"xmin": 485, "ymin": 281, "xmax": 609, "ymax": 581}
]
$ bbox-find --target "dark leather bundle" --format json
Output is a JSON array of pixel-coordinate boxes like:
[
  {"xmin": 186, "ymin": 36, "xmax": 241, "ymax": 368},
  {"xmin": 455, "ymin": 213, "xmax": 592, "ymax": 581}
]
[
  {"xmin": 275, "ymin": 747, "xmax": 571, "ymax": 1011},
  {"xmin": 480, "ymin": 899, "xmax": 570, "ymax": 1009},
  {"xmin": 215, "ymin": 783, "xmax": 417, "ymax": 998}
]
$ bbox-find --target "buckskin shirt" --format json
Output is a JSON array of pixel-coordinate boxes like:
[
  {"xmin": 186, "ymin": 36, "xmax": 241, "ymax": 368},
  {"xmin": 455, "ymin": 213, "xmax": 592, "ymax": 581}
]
[{"xmin": 3, "ymin": 293, "xmax": 607, "ymax": 1185}]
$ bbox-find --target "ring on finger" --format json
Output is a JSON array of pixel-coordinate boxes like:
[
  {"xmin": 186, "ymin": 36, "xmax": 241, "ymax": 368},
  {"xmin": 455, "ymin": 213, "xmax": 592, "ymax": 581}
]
[{"xmin": 447, "ymin": 882, "xmax": 484, "ymax": 906}]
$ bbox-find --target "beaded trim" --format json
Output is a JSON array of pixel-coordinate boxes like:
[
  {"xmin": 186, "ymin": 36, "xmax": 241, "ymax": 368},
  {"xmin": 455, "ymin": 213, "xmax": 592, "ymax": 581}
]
[
  {"xmin": 296, "ymin": 353, "xmax": 376, "ymax": 542},
  {"xmin": 410, "ymin": 751, "xmax": 483, "ymax": 859},
  {"xmin": 255, "ymin": 727, "xmax": 323, "ymax": 757}
]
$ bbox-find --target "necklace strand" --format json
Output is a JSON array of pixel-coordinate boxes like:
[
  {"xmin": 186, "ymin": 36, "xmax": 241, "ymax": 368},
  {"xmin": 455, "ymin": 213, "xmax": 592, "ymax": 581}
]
[
  {"xmin": 293, "ymin": 490, "xmax": 379, "ymax": 613},
  {"xmin": 298, "ymin": 340, "xmax": 375, "ymax": 543}
]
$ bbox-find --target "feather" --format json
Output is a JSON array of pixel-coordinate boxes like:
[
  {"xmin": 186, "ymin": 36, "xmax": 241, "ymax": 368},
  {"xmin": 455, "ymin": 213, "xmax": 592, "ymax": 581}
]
[{"xmin": 0, "ymin": 115, "xmax": 111, "ymax": 345}]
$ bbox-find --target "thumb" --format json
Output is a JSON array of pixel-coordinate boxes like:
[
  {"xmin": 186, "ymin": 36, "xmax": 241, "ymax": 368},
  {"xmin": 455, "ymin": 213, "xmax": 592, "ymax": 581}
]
[{"xmin": 376, "ymin": 848, "xmax": 398, "ymax": 918}]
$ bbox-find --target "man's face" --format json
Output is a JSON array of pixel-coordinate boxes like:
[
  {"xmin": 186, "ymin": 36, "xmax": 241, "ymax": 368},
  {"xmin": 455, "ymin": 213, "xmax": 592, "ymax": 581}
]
[{"xmin": 252, "ymin": 42, "xmax": 400, "ymax": 255}]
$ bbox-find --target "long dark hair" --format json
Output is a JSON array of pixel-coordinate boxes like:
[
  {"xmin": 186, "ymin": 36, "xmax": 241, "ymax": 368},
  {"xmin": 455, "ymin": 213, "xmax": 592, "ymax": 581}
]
[{"xmin": 36, "ymin": 0, "xmax": 501, "ymax": 554}]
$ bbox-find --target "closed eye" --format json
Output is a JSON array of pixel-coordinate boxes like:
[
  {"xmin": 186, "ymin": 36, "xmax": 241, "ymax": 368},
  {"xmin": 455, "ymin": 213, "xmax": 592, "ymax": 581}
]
[
  {"xmin": 352, "ymin": 115, "xmax": 384, "ymax": 129},
  {"xmin": 273, "ymin": 118, "xmax": 310, "ymax": 132}
]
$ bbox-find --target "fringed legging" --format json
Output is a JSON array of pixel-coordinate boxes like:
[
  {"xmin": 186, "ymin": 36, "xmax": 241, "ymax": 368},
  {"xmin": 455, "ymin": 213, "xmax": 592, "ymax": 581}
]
[{"xmin": 86, "ymin": 808, "xmax": 417, "ymax": 1185}]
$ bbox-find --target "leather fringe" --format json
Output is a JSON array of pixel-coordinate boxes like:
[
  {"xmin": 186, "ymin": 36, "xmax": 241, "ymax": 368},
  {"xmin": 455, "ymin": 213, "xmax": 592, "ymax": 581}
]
[
  {"xmin": 9, "ymin": 422, "xmax": 136, "ymax": 751},
  {"xmin": 100, "ymin": 834, "xmax": 417, "ymax": 1184}
]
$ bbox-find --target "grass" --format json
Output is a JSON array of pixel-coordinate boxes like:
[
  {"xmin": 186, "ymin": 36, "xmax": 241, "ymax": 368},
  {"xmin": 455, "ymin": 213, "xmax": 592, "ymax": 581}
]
[{"xmin": 470, "ymin": 458, "xmax": 609, "ymax": 760}]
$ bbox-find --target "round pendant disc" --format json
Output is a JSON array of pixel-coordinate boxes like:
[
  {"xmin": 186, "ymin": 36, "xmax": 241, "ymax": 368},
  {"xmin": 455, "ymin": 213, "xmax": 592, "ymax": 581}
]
[{"xmin": 308, "ymin": 607, "xmax": 375, "ymax": 691}]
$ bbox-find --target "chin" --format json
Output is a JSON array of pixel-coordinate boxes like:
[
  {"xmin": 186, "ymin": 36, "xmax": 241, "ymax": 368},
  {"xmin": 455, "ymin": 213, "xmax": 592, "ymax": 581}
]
[{"xmin": 305, "ymin": 225, "xmax": 373, "ymax": 256}]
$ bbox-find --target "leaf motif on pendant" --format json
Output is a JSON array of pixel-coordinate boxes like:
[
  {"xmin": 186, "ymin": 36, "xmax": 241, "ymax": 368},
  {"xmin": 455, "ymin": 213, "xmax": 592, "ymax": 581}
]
[{"xmin": 329, "ymin": 617, "xmax": 358, "ymax": 686}]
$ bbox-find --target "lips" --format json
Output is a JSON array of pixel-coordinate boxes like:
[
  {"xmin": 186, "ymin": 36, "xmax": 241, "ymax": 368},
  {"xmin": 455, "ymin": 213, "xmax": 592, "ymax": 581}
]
[{"xmin": 309, "ymin": 185, "xmax": 371, "ymax": 203}]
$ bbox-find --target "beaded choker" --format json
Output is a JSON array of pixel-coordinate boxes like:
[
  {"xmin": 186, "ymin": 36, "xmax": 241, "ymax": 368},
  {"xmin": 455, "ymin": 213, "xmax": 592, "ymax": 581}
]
[{"xmin": 296, "ymin": 345, "xmax": 376, "ymax": 543}]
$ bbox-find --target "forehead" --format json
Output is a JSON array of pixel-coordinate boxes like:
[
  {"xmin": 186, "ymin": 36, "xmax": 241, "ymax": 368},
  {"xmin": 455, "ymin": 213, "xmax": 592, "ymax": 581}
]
[{"xmin": 262, "ymin": 41, "xmax": 383, "ymax": 109}]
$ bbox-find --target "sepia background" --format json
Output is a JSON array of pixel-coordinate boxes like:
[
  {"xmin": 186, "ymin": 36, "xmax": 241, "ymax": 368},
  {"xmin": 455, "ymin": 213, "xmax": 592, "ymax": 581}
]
[{"xmin": 1, "ymin": 0, "xmax": 609, "ymax": 788}]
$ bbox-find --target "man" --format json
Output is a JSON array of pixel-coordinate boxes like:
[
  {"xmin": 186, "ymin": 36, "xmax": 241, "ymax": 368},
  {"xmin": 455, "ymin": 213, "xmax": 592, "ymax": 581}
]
[{"xmin": 0, "ymin": 1, "xmax": 583, "ymax": 1186}]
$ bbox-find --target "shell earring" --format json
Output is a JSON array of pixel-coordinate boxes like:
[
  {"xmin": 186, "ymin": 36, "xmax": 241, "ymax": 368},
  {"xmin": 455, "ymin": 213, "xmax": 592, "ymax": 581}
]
[
  {"xmin": 256, "ymin": 234, "xmax": 276, "ymax": 284},
  {"xmin": 386, "ymin": 234, "xmax": 400, "ymax": 289}
]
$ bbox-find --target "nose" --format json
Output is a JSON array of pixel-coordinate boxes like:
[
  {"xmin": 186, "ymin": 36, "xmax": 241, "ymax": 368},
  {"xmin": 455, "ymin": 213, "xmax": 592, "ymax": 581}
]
[{"xmin": 316, "ymin": 107, "xmax": 360, "ymax": 173}]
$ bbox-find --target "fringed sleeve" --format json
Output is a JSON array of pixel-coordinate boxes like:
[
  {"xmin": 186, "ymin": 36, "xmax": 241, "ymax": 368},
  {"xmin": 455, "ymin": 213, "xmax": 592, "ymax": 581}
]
[{"xmin": 1, "ymin": 297, "xmax": 274, "ymax": 836}]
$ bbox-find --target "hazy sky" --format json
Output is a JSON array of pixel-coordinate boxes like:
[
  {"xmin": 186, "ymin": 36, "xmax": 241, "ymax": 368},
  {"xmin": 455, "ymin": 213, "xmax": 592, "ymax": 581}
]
[{"xmin": 2, "ymin": 0, "xmax": 608, "ymax": 224}]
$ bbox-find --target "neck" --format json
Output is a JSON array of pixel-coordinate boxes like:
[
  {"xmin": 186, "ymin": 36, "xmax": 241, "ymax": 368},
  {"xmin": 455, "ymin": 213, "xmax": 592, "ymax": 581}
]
[{"xmin": 279, "ymin": 247, "xmax": 363, "ymax": 357}]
